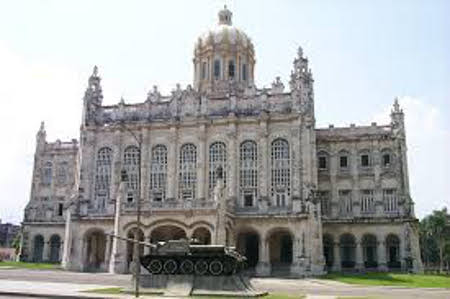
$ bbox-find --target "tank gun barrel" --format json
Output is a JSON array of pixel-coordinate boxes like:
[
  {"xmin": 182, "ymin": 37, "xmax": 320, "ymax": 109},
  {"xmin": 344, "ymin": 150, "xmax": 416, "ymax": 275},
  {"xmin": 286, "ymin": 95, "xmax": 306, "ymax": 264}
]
[{"xmin": 106, "ymin": 233, "xmax": 156, "ymax": 249}]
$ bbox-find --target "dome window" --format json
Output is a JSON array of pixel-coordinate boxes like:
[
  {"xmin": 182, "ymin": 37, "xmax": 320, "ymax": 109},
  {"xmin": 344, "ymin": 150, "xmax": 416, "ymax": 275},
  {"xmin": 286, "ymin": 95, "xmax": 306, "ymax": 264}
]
[
  {"xmin": 214, "ymin": 59, "xmax": 221, "ymax": 79},
  {"xmin": 202, "ymin": 62, "xmax": 207, "ymax": 80},
  {"xmin": 228, "ymin": 60, "xmax": 235, "ymax": 79},
  {"xmin": 242, "ymin": 64, "xmax": 247, "ymax": 81}
]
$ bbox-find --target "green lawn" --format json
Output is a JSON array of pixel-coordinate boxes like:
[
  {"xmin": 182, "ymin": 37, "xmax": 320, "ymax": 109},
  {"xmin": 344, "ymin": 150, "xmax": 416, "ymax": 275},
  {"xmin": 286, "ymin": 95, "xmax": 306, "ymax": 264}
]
[
  {"xmin": 0, "ymin": 261, "xmax": 61, "ymax": 270},
  {"xmin": 81, "ymin": 287, "xmax": 123, "ymax": 294},
  {"xmin": 323, "ymin": 272, "xmax": 450, "ymax": 288}
]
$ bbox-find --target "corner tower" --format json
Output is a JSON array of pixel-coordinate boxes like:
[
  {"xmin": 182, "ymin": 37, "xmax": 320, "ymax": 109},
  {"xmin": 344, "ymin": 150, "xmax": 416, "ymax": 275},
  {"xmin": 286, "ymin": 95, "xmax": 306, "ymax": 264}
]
[{"xmin": 193, "ymin": 6, "xmax": 255, "ymax": 96}]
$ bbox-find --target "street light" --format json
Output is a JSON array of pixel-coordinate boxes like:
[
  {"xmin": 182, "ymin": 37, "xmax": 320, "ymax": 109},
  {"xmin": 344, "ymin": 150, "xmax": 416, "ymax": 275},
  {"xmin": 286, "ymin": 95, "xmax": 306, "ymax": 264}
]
[{"xmin": 109, "ymin": 119, "xmax": 142, "ymax": 298}]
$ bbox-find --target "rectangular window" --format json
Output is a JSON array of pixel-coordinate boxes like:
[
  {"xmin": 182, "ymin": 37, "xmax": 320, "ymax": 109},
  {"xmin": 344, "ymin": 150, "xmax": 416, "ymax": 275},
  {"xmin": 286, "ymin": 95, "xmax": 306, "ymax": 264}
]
[
  {"xmin": 153, "ymin": 192, "xmax": 163, "ymax": 202},
  {"xmin": 383, "ymin": 154, "xmax": 391, "ymax": 166},
  {"xmin": 202, "ymin": 62, "xmax": 207, "ymax": 80},
  {"xmin": 360, "ymin": 189, "xmax": 375, "ymax": 214},
  {"xmin": 383, "ymin": 189, "xmax": 398, "ymax": 213},
  {"xmin": 340, "ymin": 156, "xmax": 348, "ymax": 168},
  {"xmin": 361, "ymin": 154, "xmax": 370, "ymax": 167},
  {"xmin": 318, "ymin": 156, "xmax": 327, "ymax": 169},
  {"xmin": 318, "ymin": 191, "xmax": 330, "ymax": 216},
  {"xmin": 242, "ymin": 64, "xmax": 247, "ymax": 81},
  {"xmin": 228, "ymin": 60, "xmax": 235, "ymax": 78},
  {"xmin": 214, "ymin": 59, "xmax": 221, "ymax": 79},
  {"xmin": 57, "ymin": 203, "xmax": 63, "ymax": 216},
  {"xmin": 339, "ymin": 190, "xmax": 352, "ymax": 216},
  {"xmin": 244, "ymin": 194, "xmax": 253, "ymax": 207}
]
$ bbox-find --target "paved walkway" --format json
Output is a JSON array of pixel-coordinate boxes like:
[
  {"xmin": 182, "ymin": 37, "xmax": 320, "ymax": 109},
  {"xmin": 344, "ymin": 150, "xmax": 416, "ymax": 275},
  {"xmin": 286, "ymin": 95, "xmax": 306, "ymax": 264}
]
[{"xmin": 0, "ymin": 269, "xmax": 449, "ymax": 298}]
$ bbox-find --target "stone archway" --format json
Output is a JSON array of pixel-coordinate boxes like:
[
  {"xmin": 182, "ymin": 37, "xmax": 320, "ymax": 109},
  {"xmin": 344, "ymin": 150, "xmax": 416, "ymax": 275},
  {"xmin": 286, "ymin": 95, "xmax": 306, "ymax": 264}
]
[
  {"xmin": 323, "ymin": 234, "xmax": 334, "ymax": 268},
  {"xmin": 267, "ymin": 228, "xmax": 293, "ymax": 275},
  {"xmin": 340, "ymin": 233, "xmax": 356, "ymax": 269},
  {"xmin": 49, "ymin": 234, "xmax": 61, "ymax": 263},
  {"xmin": 362, "ymin": 234, "xmax": 378, "ymax": 269},
  {"xmin": 150, "ymin": 225, "xmax": 187, "ymax": 243},
  {"xmin": 386, "ymin": 234, "xmax": 401, "ymax": 269},
  {"xmin": 33, "ymin": 235, "xmax": 44, "ymax": 262},
  {"xmin": 236, "ymin": 230, "xmax": 260, "ymax": 269},
  {"xmin": 84, "ymin": 230, "xmax": 106, "ymax": 272},
  {"xmin": 192, "ymin": 227, "xmax": 211, "ymax": 245}
]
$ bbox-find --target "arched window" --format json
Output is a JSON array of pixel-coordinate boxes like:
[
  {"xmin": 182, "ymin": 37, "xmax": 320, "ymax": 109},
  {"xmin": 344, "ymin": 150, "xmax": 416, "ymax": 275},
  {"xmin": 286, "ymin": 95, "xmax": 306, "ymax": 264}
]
[
  {"xmin": 179, "ymin": 144, "xmax": 197, "ymax": 200},
  {"xmin": 209, "ymin": 142, "xmax": 227, "ymax": 191},
  {"xmin": 57, "ymin": 161, "xmax": 68, "ymax": 185},
  {"xmin": 228, "ymin": 60, "xmax": 235, "ymax": 79},
  {"xmin": 42, "ymin": 162, "xmax": 53, "ymax": 185},
  {"xmin": 124, "ymin": 146, "xmax": 140, "ymax": 203},
  {"xmin": 242, "ymin": 64, "xmax": 247, "ymax": 81},
  {"xmin": 150, "ymin": 145, "xmax": 167, "ymax": 202},
  {"xmin": 95, "ymin": 147, "xmax": 112, "ymax": 209},
  {"xmin": 240, "ymin": 141, "xmax": 257, "ymax": 207},
  {"xmin": 271, "ymin": 139, "xmax": 290, "ymax": 207},
  {"xmin": 214, "ymin": 59, "xmax": 221, "ymax": 79}
]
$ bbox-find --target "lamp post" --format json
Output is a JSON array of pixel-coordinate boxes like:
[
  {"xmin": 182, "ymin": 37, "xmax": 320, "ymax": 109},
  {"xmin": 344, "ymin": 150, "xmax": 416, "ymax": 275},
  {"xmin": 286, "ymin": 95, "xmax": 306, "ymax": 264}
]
[{"xmin": 114, "ymin": 120, "xmax": 142, "ymax": 298}]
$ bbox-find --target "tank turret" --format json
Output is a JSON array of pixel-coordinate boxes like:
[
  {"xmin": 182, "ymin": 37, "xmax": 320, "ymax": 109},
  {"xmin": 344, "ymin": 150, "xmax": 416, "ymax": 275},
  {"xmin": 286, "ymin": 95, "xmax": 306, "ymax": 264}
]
[{"xmin": 140, "ymin": 239, "xmax": 246, "ymax": 276}]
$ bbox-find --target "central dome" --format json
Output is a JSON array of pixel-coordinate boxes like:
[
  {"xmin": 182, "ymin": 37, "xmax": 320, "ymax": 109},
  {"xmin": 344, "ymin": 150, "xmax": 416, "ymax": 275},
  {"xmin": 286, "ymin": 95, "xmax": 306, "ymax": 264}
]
[
  {"xmin": 193, "ymin": 6, "xmax": 256, "ymax": 95},
  {"xmin": 195, "ymin": 6, "xmax": 253, "ymax": 49}
]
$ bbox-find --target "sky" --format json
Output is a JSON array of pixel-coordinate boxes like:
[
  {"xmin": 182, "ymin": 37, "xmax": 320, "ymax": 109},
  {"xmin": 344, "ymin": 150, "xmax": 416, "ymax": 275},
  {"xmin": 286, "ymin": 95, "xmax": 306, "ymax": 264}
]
[{"xmin": 0, "ymin": 0, "xmax": 448, "ymax": 224}]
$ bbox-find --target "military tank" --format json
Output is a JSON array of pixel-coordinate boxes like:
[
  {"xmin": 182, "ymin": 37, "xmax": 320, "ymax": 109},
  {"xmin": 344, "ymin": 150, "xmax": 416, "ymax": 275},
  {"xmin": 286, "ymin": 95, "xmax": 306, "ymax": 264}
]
[{"xmin": 140, "ymin": 239, "xmax": 246, "ymax": 276}]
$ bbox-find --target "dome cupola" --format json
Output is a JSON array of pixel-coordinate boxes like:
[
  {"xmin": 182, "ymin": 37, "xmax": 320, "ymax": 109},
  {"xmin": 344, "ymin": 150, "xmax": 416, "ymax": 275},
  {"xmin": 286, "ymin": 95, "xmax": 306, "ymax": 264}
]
[{"xmin": 193, "ymin": 6, "xmax": 255, "ymax": 95}]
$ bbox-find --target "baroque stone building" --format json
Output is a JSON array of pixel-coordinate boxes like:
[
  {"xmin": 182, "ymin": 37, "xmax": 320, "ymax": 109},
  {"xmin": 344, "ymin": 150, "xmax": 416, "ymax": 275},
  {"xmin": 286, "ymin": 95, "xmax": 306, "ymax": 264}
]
[{"xmin": 21, "ymin": 7, "xmax": 422, "ymax": 275}]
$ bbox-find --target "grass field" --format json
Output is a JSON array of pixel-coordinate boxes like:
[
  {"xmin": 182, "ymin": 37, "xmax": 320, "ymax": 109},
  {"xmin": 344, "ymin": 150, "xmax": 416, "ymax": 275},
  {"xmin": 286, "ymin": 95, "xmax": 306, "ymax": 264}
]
[
  {"xmin": 323, "ymin": 272, "xmax": 450, "ymax": 288},
  {"xmin": 0, "ymin": 261, "xmax": 61, "ymax": 270}
]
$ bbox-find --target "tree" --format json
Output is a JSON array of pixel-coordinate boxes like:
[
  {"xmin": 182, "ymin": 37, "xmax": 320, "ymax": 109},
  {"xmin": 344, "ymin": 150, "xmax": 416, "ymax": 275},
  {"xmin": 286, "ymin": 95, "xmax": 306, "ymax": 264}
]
[{"xmin": 420, "ymin": 208, "xmax": 450, "ymax": 273}]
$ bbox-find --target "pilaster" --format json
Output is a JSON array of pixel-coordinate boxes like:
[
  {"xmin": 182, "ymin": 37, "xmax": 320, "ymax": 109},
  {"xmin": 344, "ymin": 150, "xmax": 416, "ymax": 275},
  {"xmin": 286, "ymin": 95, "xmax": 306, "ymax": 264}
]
[
  {"xmin": 197, "ymin": 123, "xmax": 206, "ymax": 200},
  {"xmin": 167, "ymin": 126, "xmax": 178, "ymax": 200},
  {"xmin": 256, "ymin": 237, "xmax": 271, "ymax": 276}
]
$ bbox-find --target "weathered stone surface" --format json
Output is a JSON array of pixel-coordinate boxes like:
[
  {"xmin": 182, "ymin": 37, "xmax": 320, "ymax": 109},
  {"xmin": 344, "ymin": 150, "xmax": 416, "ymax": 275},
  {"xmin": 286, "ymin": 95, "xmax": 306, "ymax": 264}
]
[{"xmin": 21, "ymin": 7, "xmax": 422, "ymax": 276}]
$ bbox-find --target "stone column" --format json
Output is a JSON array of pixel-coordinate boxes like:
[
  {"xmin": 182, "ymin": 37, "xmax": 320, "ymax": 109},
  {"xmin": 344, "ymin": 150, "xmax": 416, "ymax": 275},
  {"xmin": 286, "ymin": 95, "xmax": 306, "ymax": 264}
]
[
  {"xmin": 43, "ymin": 237, "xmax": 50, "ymax": 262},
  {"xmin": 377, "ymin": 240, "xmax": 388, "ymax": 271},
  {"xmin": 291, "ymin": 120, "xmax": 301, "ymax": 206},
  {"xmin": 228, "ymin": 121, "xmax": 237, "ymax": 201},
  {"xmin": 332, "ymin": 242, "xmax": 341, "ymax": 271},
  {"xmin": 110, "ymin": 130, "xmax": 123, "ymax": 201},
  {"xmin": 141, "ymin": 128, "xmax": 150, "ymax": 204},
  {"xmin": 167, "ymin": 126, "xmax": 178, "ymax": 200},
  {"xmin": 81, "ymin": 237, "xmax": 88, "ymax": 272},
  {"xmin": 104, "ymin": 234, "xmax": 112, "ymax": 267},
  {"xmin": 197, "ymin": 123, "xmax": 206, "ymax": 200},
  {"xmin": 355, "ymin": 241, "xmax": 364, "ymax": 271},
  {"xmin": 61, "ymin": 207, "xmax": 72, "ymax": 269},
  {"xmin": 109, "ymin": 180, "xmax": 127, "ymax": 274},
  {"xmin": 258, "ymin": 116, "xmax": 269, "ymax": 209},
  {"xmin": 256, "ymin": 237, "xmax": 271, "ymax": 276}
]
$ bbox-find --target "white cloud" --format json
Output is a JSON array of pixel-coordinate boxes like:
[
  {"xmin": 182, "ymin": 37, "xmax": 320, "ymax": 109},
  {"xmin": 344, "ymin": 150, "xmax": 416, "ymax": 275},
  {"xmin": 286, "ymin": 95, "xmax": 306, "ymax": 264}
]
[{"xmin": 372, "ymin": 96, "xmax": 450, "ymax": 219}]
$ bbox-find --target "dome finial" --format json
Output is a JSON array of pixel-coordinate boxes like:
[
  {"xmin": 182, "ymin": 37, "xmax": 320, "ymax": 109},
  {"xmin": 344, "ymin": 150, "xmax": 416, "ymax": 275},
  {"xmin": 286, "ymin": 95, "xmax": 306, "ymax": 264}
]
[{"xmin": 218, "ymin": 5, "xmax": 232, "ymax": 25}]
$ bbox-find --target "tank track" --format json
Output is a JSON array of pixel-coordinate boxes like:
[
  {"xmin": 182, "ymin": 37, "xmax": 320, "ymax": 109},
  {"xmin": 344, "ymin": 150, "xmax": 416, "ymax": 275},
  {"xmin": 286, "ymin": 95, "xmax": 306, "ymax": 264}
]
[{"xmin": 141, "ymin": 255, "xmax": 241, "ymax": 276}]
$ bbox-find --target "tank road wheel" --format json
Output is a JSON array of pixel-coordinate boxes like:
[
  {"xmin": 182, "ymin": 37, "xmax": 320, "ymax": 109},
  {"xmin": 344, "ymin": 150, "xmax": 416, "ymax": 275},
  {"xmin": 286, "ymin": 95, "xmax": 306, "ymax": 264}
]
[
  {"xmin": 209, "ymin": 259, "xmax": 223, "ymax": 276},
  {"xmin": 194, "ymin": 260, "xmax": 208, "ymax": 275},
  {"xmin": 223, "ymin": 260, "xmax": 235, "ymax": 275},
  {"xmin": 148, "ymin": 259, "xmax": 163, "ymax": 274},
  {"xmin": 163, "ymin": 259, "xmax": 178, "ymax": 274},
  {"xmin": 180, "ymin": 260, "xmax": 194, "ymax": 274}
]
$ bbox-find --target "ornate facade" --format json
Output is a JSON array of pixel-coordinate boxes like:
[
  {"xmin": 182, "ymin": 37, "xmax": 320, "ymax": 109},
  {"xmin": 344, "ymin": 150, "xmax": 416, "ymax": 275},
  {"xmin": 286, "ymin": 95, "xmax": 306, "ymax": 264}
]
[{"xmin": 21, "ymin": 7, "xmax": 422, "ymax": 276}]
